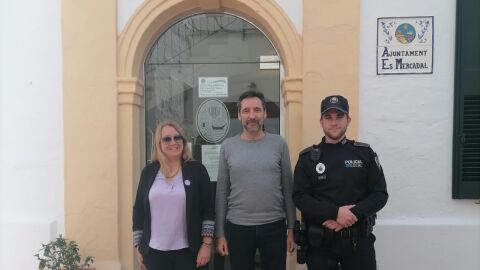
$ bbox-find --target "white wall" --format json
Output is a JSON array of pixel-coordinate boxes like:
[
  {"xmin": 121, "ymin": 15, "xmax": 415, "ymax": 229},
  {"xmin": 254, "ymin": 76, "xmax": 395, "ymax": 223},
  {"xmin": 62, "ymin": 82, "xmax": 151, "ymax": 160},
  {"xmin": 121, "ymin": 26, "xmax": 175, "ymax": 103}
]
[
  {"xmin": 0, "ymin": 0, "xmax": 64, "ymax": 269},
  {"xmin": 117, "ymin": 0, "xmax": 143, "ymax": 35},
  {"xmin": 117, "ymin": 0, "xmax": 303, "ymax": 35},
  {"xmin": 274, "ymin": 0, "xmax": 302, "ymax": 34},
  {"xmin": 359, "ymin": 0, "xmax": 480, "ymax": 269}
]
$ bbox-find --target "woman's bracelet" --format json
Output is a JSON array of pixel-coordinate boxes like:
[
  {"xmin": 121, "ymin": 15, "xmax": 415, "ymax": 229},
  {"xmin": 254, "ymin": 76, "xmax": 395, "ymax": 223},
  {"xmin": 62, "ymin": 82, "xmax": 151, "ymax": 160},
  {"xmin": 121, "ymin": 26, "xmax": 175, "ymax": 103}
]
[{"xmin": 202, "ymin": 241, "xmax": 212, "ymax": 247}]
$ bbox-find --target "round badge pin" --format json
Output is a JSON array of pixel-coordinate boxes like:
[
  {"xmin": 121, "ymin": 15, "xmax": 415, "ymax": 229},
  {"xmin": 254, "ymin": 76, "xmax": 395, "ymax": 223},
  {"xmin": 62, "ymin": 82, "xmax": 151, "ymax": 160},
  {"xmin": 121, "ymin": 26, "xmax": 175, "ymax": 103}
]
[
  {"xmin": 315, "ymin": 163, "xmax": 326, "ymax": 174},
  {"xmin": 184, "ymin": 180, "xmax": 191, "ymax": 186}
]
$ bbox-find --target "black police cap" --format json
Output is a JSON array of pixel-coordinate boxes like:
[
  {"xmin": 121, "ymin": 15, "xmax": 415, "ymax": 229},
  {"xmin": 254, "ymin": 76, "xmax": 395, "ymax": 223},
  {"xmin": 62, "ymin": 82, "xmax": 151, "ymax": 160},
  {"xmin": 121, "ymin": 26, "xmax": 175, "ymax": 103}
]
[{"xmin": 321, "ymin": 95, "xmax": 349, "ymax": 114}]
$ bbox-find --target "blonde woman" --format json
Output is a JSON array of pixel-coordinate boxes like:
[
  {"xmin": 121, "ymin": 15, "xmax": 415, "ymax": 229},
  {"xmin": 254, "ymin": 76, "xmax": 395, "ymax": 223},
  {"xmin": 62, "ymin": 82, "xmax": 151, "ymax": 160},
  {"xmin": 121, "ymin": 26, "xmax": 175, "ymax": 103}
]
[{"xmin": 133, "ymin": 121, "xmax": 214, "ymax": 269}]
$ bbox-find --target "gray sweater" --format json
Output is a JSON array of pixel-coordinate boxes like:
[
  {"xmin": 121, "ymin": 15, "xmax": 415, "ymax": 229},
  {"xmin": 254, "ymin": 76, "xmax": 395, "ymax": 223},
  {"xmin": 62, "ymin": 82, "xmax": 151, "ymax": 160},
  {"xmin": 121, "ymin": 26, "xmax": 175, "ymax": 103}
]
[{"xmin": 215, "ymin": 133, "xmax": 296, "ymax": 237}]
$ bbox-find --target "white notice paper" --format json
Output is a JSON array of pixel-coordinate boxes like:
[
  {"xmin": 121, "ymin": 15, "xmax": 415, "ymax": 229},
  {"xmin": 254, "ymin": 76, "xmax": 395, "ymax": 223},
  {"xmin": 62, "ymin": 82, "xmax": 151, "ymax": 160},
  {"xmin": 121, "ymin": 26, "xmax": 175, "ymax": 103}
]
[
  {"xmin": 201, "ymin": 145, "xmax": 221, "ymax": 182},
  {"xmin": 198, "ymin": 77, "xmax": 228, "ymax": 98}
]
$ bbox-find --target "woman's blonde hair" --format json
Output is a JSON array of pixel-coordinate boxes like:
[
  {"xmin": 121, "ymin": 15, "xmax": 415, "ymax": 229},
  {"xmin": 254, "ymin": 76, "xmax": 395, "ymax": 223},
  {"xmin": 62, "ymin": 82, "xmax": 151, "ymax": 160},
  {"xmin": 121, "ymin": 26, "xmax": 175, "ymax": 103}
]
[{"xmin": 151, "ymin": 120, "xmax": 192, "ymax": 177}]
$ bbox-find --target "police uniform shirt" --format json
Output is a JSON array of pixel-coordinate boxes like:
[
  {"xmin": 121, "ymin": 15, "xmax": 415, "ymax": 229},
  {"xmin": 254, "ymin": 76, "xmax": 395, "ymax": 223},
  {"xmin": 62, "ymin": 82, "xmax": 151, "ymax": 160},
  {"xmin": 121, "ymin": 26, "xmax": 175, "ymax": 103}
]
[{"xmin": 292, "ymin": 137, "xmax": 388, "ymax": 225}]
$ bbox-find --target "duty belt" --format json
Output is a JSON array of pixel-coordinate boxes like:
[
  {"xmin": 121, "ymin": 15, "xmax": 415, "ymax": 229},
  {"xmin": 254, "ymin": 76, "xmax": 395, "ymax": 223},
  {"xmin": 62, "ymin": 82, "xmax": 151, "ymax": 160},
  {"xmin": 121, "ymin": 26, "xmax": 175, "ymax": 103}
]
[
  {"xmin": 307, "ymin": 216, "xmax": 376, "ymax": 247},
  {"xmin": 326, "ymin": 222, "xmax": 373, "ymax": 239},
  {"xmin": 331, "ymin": 227, "xmax": 361, "ymax": 239}
]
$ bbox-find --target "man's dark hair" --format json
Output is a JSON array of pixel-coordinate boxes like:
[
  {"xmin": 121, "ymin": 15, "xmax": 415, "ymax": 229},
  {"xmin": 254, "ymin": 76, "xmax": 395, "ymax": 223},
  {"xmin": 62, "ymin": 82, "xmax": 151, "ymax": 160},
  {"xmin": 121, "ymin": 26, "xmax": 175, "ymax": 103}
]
[{"xmin": 237, "ymin": 90, "xmax": 267, "ymax": 112}]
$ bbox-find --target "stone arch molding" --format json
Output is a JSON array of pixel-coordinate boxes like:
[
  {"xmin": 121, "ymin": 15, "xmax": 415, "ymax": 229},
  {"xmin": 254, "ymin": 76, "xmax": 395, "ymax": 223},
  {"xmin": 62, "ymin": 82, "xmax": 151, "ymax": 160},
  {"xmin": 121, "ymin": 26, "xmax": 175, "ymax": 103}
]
[
  {"xmin": 118, "ymin": 0, "xmax": 302, "ymax": 84},
  {"xmin": 117, "ymin": 0, "xmax": 303, "ymax": 109},
  {"xmin": 116, "ymin": 1, "xmax": 303, "ymax": 267}
]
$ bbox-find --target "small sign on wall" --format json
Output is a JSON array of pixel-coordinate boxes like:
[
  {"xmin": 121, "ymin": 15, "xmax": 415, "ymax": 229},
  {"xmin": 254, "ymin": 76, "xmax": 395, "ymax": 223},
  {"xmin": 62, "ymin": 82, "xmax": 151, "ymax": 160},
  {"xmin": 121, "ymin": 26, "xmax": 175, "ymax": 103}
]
[
  {"xmin": 377, "ymin": 16, "xmax": 434, "ymax": 75},
  {"xmin": 199, "ymin": 77, "xmax": 228, "ymax": 97}
]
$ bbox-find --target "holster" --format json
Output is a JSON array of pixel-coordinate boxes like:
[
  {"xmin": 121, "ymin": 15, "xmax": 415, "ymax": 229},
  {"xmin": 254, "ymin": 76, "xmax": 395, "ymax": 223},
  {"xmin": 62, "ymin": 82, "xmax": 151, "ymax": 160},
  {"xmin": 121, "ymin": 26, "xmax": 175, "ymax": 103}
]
[{"xmin": 294, "ymin": 220, "xmax": 308, "ymax": 264}]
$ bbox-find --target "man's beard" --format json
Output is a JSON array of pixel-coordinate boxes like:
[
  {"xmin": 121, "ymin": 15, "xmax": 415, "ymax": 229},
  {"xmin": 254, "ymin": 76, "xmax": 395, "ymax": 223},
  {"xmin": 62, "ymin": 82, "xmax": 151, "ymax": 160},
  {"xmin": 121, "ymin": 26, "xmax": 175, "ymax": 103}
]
[
  {"xmin": 324, "ymin": 127, "xmax": 347, "ymax": 141},
  {"xmin": 244, "ymin": 120, "xmax": 262, "ymax": 132}
]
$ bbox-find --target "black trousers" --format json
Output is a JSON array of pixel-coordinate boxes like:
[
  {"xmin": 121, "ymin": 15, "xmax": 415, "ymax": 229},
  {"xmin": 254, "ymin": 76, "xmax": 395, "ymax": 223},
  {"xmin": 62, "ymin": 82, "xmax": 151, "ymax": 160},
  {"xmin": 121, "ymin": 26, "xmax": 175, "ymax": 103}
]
[
  {"xmin": 306, "ymin": 234, "xmax": 377, "ymax": 270},
  {"xmin": 226, "ymin": 219, "xmax": 287, "ymax": 270},
  {"xmin": 144, "ymin": 247, "xmax": 196, "ymax": 270}
]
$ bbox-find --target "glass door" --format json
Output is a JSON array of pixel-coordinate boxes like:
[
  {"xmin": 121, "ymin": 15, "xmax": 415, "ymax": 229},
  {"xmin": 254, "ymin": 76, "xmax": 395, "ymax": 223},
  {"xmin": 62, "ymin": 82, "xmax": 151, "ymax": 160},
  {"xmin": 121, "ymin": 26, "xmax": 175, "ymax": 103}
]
[{"xmin": 144, "ymin": 13, "xmax": 281, "ymax": 270}]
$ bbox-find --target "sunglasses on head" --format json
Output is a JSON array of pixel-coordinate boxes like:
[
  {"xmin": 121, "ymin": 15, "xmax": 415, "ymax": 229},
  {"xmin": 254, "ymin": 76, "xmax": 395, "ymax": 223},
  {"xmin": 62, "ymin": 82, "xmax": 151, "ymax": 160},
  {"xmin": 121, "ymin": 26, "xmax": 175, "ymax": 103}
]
[{"xmin": 161, "ymin": 134, "xmax": 183, "ymax": 143}]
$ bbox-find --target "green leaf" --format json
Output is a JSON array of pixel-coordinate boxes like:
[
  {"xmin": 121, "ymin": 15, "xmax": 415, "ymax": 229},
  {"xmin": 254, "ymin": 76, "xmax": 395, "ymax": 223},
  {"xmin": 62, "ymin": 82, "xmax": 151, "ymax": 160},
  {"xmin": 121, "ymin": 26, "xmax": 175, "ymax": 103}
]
[{"xmin": 34, "ymin": 234, "xmax": 94, "ymax": 270}]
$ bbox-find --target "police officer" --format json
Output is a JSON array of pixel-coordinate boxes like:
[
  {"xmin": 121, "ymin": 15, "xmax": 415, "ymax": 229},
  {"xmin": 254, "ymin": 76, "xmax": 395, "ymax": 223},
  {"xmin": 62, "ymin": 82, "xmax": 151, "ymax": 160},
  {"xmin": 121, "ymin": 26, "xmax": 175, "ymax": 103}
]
[{"xmin": 292, "ymin": 95, "xmax": 388, "ymax": 270}]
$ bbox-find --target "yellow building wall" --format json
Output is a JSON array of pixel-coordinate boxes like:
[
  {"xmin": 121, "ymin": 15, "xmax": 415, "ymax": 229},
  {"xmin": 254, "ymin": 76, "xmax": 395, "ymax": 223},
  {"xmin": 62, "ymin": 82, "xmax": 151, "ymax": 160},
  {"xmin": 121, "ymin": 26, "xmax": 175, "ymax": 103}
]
[
  {"xmin": 303, "ymin": 0, "xmax": 360, "ymax": 147},
  {"xmin": 63, "ymin": 0, "xmax": 121, "ymax": 268}
]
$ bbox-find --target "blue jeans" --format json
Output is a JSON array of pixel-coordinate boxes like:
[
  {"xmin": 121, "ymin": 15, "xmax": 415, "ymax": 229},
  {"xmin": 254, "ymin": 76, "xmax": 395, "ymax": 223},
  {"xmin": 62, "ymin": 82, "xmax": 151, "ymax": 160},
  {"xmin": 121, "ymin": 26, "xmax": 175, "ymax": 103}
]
[{"xmin": 226, "ymin": 219, "xmax": 287, "ymax": 270}]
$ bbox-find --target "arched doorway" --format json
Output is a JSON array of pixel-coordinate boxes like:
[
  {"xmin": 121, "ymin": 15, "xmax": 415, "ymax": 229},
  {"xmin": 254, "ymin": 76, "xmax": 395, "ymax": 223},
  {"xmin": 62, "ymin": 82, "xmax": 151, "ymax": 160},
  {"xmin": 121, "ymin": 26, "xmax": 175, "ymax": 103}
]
[
  {"xmin": 144, "ymin": 15, "xmax": 281, "ymax": 269},
  {"xmin": 144, "ymin": 13, "xmax": 282, "ymax": 166}
]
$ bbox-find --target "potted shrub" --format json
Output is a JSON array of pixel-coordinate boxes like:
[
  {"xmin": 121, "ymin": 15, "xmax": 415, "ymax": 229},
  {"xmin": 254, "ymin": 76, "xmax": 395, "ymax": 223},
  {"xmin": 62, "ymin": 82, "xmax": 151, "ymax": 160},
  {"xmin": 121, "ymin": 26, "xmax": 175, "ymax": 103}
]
[{"xmin": 34, "ymin": 234, "xmax": 94, "ymax": 270}]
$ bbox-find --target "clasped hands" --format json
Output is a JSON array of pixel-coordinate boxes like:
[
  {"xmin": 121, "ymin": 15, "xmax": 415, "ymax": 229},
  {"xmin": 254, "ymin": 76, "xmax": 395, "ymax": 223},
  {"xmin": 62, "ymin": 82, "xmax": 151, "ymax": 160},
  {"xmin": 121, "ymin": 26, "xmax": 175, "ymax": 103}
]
[{"xmin": 322, "ymin": 205, "xmax": 358, "ymax": 232}]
